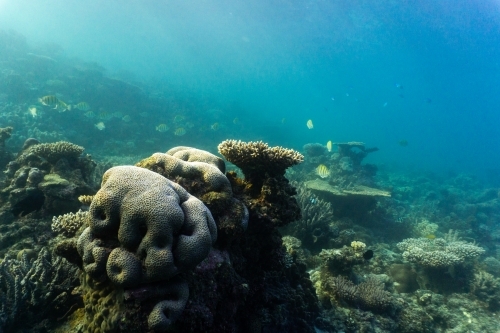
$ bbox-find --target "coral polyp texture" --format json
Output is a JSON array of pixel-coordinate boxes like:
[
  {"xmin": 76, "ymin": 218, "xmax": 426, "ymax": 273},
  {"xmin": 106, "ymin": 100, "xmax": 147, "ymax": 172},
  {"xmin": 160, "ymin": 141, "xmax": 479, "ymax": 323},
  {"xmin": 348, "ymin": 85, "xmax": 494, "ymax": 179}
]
[
  {"xmin": 217, "ymin": 139, "xmax": 304, "ymax": 180},
  {"xmin": 77, "ymin": 165, "xmax": 217, "ymax": 331},
  {"xmin": 397, "ymin": 234, "xmax": 485, "ymax": 268},
  {"xmin": 17, "ymin": 141, "xmax": 84, "ymax": 164}
]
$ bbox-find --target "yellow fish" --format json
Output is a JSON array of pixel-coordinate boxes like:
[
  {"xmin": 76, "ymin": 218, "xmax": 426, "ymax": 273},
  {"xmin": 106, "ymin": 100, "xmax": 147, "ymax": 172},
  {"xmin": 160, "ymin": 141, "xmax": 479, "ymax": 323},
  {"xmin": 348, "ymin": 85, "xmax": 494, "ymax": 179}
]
[
  {"xmin": 306, "ymin": 119, "xmax": 313, "ymax": 129},
  {"xmin": 74, "ymin": 102, "xmax": 91, "ymax": 111},
  {"xmin": 28, "ymin": 106, "xmax": 37, "ymax": 118},
  {"xmin": 95, "ymin": 122, "xmax": 105, "ymax": 130},
  {"xmin": 425, "ymin": 234, "xmax": 436, "ymax": 240},
  {"xmin": 156, "ymin": 124, "xmax": 169, "ymax": 132},
  {"xmin": 39, "ymin": 95, "xmax": 59, "ymax": 108},
  {"xmin": 211, "ymin": 122, "xmax": 219, "ymax": 130},
  {"xmin": 316, "ymin": 164, "xmax": 330, "ymax": 178},
  {"xmin": 326, "ymin": 140, "xmax": 332, "ymax": 152},
  {"xmin": 174, "ymin": 127, "xmax": 186, "ymax": 136}
]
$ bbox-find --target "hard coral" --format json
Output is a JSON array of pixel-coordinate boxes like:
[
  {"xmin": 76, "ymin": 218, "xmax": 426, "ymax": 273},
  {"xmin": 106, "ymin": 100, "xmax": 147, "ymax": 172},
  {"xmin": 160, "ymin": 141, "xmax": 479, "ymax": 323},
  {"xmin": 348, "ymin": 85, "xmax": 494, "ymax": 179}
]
[
  {"xmin": 218, "ymin": 139, "xmax": 303, "ymax": 180},
  {"xmin": 18, "ymin": 141, "xmax": 84, "ymax": 164},
  {"xmin": 77, "ymin": 166, "xmax": 217, "ymax": 330}
]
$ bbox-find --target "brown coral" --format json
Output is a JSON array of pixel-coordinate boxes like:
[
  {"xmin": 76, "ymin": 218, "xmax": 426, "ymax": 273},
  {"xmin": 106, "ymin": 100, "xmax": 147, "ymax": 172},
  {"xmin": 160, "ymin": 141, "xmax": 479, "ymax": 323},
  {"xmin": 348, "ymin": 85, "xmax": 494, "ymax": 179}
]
[{"xmin": 217, "ymin": 140, "xmax": 303, "ymax": 180}]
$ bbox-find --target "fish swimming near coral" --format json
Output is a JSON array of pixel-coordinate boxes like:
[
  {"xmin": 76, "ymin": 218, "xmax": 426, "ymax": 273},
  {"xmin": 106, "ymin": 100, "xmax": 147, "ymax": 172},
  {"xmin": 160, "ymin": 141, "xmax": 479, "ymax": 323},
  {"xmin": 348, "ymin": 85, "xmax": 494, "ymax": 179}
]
[
  {"xmin": 95, "ymin": 122, "xmax": 105, "ymax": 130},
  {"xmin": 307, "ymin": 119, "xmax": 314, "ymax": 129},
  {"xmin": 28, "ymin": 106, "xmax": 38, "ymax": 118},
  {"xmin": 316, "ymin": 164, "xmax": 330, "ymax": 178},
  {"xmin": 39, "ymin": 95, "xmax": 59, "ymax": 108},
  {"xmin": 156, "ymin": 124, "xmax": 169, "ymax": 132},
  {"xmin": 174, "ymin": 127, "xmax": 186, "ymax": 136},
  {"xmin": 326, "ymin": 140, "xmax": 332, "ymax": 152},
  {"xmin": 74, "ymin": 102, "xmax": 91, "ymax": 111}
]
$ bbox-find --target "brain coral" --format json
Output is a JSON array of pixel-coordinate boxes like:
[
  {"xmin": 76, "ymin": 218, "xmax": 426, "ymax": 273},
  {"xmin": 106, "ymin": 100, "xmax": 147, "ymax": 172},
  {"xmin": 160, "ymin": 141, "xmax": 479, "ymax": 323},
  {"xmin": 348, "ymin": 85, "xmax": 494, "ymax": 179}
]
[
  {"xmin": 78, "ymin": 165, "xmax": 217, "ymax": 286},
  {"xmin": 166, "ymin": 146, "xmax": 226, "ymax": 173},
  {"xmin": 136, "ymin": 151, "xmax": 233, "ymax": 215}
]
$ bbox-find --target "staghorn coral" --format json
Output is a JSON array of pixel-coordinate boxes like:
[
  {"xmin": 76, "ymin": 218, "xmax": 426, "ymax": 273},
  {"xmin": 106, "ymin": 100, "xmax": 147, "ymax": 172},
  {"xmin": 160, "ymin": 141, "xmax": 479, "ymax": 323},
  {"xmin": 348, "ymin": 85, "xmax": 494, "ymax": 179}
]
[
  {"xmin": 218, "ymin": 139, "xmax": 303, "ymax": 181},
  {"xmin": 52, "ymin": 209, "xmax": 88, "ymax": 237},
  {"xmin": 0, "ymin": 247, "xmax": 80, "ymax": 332},
  {"xmin": 397, "ymin": 233, "xmax": 485, "ymax": 268},
  {"xmin": 17, "ymin": 141, "xmax": 84, "ymax": 164},
  {"xmin": 76, "ymin": 166, "xmax": 217, "ymax": 331},
  {"xmin": 470, "ymin": 271, "xmax": 500, "ymax": 310}
]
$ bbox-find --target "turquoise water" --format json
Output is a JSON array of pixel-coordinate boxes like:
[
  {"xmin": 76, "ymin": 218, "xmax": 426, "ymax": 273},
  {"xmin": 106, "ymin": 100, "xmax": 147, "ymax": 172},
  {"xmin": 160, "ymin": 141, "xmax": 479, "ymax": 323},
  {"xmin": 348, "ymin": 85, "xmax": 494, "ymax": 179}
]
[{"xmin": 1, "ymin": 0, "xmax": 499, "ymax": 178}]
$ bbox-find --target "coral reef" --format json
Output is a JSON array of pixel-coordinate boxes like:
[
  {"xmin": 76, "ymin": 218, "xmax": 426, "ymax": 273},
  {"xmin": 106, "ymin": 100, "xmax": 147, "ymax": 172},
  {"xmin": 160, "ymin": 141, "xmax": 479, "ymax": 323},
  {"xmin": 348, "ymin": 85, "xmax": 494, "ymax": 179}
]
[
  {"xmin": 280, "ymin": 183, "xmax": 335, "ymax": 253},
  {"xmin": 0, "ymin": 247, "xmax": 80, "ymax": 332},
  {"xmin": 52, "ymin": 209, "xmax": 88, "ymax": 237},
  {"xmin": 0, "ymin": 126, "xmax": 13, "ymax": 171},
  {"xmin": 75, "ymin": 166, "xmax": 217, "ymax": 331}
]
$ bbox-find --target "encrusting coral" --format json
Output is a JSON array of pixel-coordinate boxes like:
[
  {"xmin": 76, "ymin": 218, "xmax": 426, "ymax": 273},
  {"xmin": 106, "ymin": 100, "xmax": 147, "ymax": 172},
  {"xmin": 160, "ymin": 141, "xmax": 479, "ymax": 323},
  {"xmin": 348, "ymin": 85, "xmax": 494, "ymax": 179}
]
[{"xmin": 76, "ymin": 165, "xmax": 217, "ymax": 331}]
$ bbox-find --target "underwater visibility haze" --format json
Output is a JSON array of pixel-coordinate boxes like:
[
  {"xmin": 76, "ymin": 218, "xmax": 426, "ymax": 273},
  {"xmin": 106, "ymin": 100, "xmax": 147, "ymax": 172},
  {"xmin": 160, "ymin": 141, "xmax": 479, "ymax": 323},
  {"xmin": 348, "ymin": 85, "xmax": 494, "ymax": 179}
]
[{"xmin": 0, "ymin": 0, "xmax": 500, "ymax": 332}]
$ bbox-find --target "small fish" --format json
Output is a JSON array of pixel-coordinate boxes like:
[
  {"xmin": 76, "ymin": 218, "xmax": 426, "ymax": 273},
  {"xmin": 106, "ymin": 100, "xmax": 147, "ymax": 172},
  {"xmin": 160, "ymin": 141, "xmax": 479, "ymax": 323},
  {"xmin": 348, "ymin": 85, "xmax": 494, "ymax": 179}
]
[
  {"xmin": 399, "ymin": 139, "xmax": 408, "ymax": 147},
  {"xmin": 211, "ymin": 122, "xmax": 219, "ymax": 130},
  {"xmin": 57, "ymin": 100, "xmax": 71, "ymax": 112},
  {"xmin": 326, "ymin": 140, "xmax": 332, "ymax": 152},
  {"xmin": 186, "ymin": 122, "xmax": 195, "ymax": 128},
  {"xmin": 156, "ymin": 124, "xmax": 169, "ymax": 132},
  {"xmin": 395, "ymin": 83, "xmax": 403, "ymax": 89},
  {"xmin": 309, "ymin": 197, "xmax": 317, "ymax": 204},
  {"xmin": 345, "ymin": 93, "xmax": 349, "ymax": 97},
  {"xmin": 425, "ymin": 234, "xmax": 436, "ymax": 240},
  {"xmin": 95, "ymin": 122, "xmax": 105, "ymax": 130},
  {"xmin": 306, "ymin": 119, "xmax": 313, "ymax": 129},
  {"xmin": 281, "ymin": 118, "xmax": 286, "ymax": 124},
  {"xmin": 74, "ymin": 102, "xmax": 90, "ymax": 111},
  {"xmin": 316, "ymin": 164, "xmax": 330, "ymax": 178},
  {"xmin": 331, "ymin": 97, "xmax": 335, "ymax": 101},
  {"xmin": 98, "ymin": 111, "xmax": 111, "ymax": 120},
  {"xmin": 139, "ymin": 112, "xmax": 148, "ymax": 117},
  {"xmin": 383, "ymin": 102, "xmax": 388, "ymax": 107},
  {"xmin": 425, "ymin": 98, "xmax": 432, "ymax": 104},
  {"xmin": 28, "ymin": 106, "xmax": 37, "ymax": 118},
  {"xmin": 39, "ymin": 95, "xmax": 59, "ymax": 108},
  {"xmin": 84, "ymin": 111, "xmax": 95, "ymax": 118},
  {"xmin": 174, "ymin": 127, "xmax": 186, "ymax": 136},
  {"xmin": 233, "ymin": 117, "xmax": 239, "ymax": 124},
  {"xmin": 122, "ymin": 115, "xmax": 131, "ymax": 122},
  {"xmin": 173, "ymin": 115, "xmax": 185, "ymax": 123}
]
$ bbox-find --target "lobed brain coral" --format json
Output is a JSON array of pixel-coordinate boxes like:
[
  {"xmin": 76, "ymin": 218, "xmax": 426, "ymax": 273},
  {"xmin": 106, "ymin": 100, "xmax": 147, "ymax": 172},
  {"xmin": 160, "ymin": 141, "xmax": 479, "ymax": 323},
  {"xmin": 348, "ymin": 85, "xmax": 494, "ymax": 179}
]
[{"xmin": 77, "ymin": 166, "xmax": 217, "ymax": 329}]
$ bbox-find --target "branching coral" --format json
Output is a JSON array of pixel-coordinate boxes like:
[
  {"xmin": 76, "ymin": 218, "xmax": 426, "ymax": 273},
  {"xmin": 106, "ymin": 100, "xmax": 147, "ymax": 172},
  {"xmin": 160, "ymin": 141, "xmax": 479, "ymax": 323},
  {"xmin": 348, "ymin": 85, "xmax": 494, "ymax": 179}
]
[
  {"xmin": 397, "ymin": 231, "xmax": 485, "ymax": 268},
  {"xmin": 17, "ymin": 141, "xmax": 84, "ymax": 164},
  {"xmin": 52, "ymin": 209, "xmax": 88, "ymax": 237},
  {"xmin": 281, "ymin": 183, "xmax": 334, "ymax": 252},
  {"xmin": 0, "ymin": 247, "xmax": 79, "ymax": 331},
  {"xmin": 325, "ymin": 275, "xmax": 395, "ymax": 312},
  {"xmin": 218, "ymin": 140, "xmax": 303, "ymax": 180}
]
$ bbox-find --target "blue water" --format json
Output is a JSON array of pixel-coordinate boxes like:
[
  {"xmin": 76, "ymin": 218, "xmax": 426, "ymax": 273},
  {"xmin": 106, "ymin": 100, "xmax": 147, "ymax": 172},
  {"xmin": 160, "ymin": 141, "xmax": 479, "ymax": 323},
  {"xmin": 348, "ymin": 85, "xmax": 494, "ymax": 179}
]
[{"xmin": 1, "ymin": 0, "xmax": 499, "ymax": 179}]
